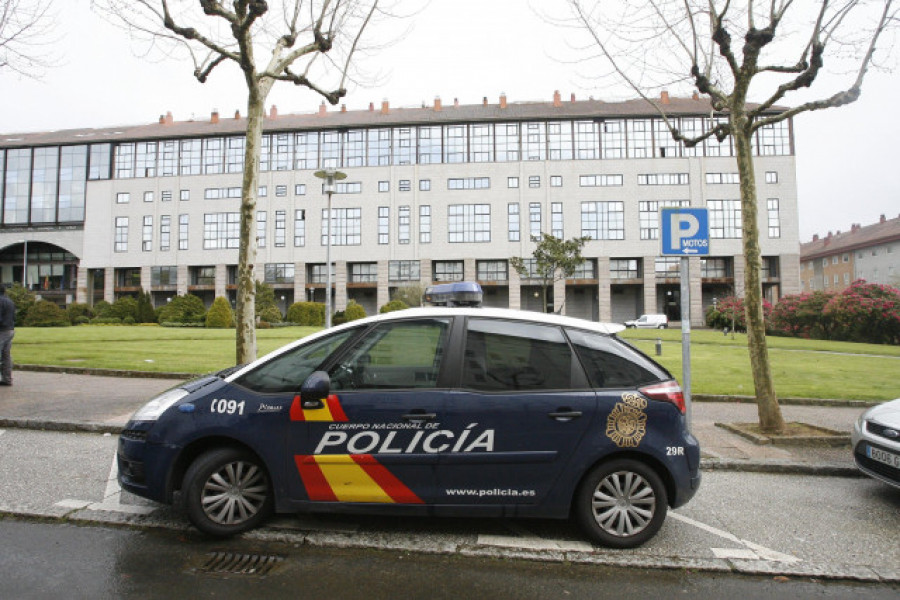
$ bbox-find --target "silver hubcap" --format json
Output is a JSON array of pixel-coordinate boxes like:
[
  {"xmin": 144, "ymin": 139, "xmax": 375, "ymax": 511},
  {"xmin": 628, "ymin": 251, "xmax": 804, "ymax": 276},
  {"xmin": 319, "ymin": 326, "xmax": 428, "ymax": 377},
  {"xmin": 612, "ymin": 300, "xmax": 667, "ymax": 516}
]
[
  {"xmin": 591, "ymin": 470, "xmax": 656, "ymax": 537},
  {"xmin": 201, "ymin": 461, "xmax": 268, "ymax": 526}
]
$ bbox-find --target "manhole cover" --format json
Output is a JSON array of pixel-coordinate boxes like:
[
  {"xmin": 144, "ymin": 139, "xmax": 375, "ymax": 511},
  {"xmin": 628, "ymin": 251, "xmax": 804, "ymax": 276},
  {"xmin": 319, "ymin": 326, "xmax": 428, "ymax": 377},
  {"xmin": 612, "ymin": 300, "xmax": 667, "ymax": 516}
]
[{"xmin": 195, "ymin": 551, "xmax": 284, "ymax": 576}]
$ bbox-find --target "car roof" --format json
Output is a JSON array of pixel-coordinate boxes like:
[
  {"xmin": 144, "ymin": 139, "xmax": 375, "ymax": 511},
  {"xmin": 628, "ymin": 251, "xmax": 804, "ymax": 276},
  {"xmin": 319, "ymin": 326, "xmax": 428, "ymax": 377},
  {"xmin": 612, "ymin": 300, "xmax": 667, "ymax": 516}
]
[{"xmin": 228, "ymin": 307, "xmax": 626, "ymax": 381}]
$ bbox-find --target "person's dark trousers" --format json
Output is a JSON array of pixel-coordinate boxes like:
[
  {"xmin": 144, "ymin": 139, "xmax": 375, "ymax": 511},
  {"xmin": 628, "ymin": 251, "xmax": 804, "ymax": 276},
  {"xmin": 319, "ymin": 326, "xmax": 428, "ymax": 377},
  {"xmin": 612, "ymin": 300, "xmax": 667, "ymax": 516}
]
[{"xmin": 0, "ymin": 329, "xmax": 14, "ymax": 384}]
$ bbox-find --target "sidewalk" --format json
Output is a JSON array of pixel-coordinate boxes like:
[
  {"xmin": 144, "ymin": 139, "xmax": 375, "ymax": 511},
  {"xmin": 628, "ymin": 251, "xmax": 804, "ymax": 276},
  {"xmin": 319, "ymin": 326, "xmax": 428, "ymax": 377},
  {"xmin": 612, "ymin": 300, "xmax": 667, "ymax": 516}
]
[{"xmin": 0, "ymin": 369, "xmax": 865, "ymax": 476}]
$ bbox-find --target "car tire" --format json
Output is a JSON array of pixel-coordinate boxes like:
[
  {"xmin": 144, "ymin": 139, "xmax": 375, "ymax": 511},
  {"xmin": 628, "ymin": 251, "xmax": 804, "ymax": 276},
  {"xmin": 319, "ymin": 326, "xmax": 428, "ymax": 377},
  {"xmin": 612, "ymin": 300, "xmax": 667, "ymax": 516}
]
[
  {"xmin": 658, "ymin": 324, "xmax": 666, "ymax": 329},
  {"xmin": 574, "ymin": 459, "xmax": 668, "ymax": 548},
  {"xmin": 182, "ymin": 447, "xmax": 273, "ymax": 537}
]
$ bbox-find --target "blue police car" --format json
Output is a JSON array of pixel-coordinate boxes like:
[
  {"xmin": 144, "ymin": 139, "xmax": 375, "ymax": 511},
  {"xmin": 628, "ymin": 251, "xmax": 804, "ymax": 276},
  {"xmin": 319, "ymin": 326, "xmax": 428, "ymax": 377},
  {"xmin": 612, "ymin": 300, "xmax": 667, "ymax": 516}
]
[{"xmin": 118, "ymin": 307, "xmax": 700, "ymax": 548}]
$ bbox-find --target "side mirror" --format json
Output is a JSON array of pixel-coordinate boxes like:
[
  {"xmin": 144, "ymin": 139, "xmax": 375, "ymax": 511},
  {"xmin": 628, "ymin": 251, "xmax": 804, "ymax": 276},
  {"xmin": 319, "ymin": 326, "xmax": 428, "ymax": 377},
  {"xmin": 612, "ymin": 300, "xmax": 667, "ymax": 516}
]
[{"xmin": 300, "ymin": 371, "xmax": 331, "ymax": 408}]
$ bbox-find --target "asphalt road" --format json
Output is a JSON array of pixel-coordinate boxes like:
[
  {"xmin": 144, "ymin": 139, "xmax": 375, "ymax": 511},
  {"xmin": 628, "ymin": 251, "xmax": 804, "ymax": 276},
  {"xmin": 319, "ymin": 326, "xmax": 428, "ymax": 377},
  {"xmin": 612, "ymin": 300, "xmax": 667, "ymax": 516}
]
[
  {"xmin": 0, "ymin": 427, "xmax": 897, "ymax": 582},
  {"xmin": 1, "ymin": 520, "xmax": 897, "ymax": 600}
]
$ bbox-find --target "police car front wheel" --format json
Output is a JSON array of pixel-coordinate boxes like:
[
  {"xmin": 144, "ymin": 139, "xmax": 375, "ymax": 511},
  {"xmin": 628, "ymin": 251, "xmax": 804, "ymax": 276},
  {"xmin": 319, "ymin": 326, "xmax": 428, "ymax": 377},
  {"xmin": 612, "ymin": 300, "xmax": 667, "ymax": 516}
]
[
  {"xmin": 574, "ymin": 459, "xmax": 668, "ymax": 548},
  {"xmin": 182, "ymin": 448, "xmax": 273, "ymax": 537}
]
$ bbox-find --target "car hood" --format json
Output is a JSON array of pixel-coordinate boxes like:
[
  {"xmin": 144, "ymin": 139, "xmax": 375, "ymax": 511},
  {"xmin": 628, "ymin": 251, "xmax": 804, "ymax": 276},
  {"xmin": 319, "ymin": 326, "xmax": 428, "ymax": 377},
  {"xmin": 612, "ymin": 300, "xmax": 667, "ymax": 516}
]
[{"xmin": 865, "ymin": 398, "xmax": 900, "ymax": 427}]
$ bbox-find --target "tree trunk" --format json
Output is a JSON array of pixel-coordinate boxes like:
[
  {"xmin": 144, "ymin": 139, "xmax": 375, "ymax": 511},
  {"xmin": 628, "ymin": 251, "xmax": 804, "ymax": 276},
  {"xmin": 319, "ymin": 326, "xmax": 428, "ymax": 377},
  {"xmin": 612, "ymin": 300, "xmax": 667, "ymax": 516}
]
[
  {"xmin": 235, "ymin": 91, "xmax": 264, "ymax": 365},
  {"xmin": 733, "ymin": 123, "xmax": 786, "ymax": 434}
]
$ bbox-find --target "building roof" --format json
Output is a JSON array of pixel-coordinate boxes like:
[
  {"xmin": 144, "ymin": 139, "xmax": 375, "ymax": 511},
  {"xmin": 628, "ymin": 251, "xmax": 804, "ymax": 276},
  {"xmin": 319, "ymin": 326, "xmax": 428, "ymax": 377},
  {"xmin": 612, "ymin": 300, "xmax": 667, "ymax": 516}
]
[
  {"xmin": 0, "ymin": 92, "xmax": 775, "ymax": 149},
  {"xmin": 801, "ymin": 214, "xmax": 900, "ymax": 261}
]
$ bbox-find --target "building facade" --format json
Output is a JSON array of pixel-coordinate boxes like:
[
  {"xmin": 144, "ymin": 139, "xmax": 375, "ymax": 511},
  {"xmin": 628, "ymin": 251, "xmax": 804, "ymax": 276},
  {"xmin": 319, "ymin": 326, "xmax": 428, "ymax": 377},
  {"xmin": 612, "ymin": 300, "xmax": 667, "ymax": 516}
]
[
  {"xmin": 800, "ymin": 214, "xmax": 900, "ymax": 292},
  {"xmin": 0, "ymin": 92, "xmax": 801, "ymax": 325}
]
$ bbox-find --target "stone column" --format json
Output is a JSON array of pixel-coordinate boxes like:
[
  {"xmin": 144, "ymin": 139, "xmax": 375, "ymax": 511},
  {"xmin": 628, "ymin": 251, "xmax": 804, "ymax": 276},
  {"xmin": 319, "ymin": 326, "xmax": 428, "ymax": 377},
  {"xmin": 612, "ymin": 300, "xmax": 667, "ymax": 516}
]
[
  {"xmin": 689, "ymin": 256, "xmax": 703, "ymax": 326},
  {"xmin": 597, "ymin": 256, "xmax": 611, "ymax": 322},
  {"xmin": 508, "ymin": 267, "xmax": 521, "ymax": 310},
  {"xmin": 377, "ymin": 260, "xmax": 390, "ymax": 310},
  {"xmin": 335, "ymin": 261, "xmax": 348, "ymax": 311},
  {"xmin": 177, "ymin": 265, "xmax": 189, "ymax": 296},
  {"xmin": 294, "ymin": 261, "xmax": 306, "ymax": 306},
  {"xmin": 553, "ymin": 277, "xmax": 566, "ymax": 314},
  {"xmin": 104, "ymin": 267, "xmax": 115, "ymax": 304},
  {"xmin": 733, "ymin": 254, "xmax": 745, "ymax": 298},
  {"xmin": 215, "ymin": 264, "xmax": 227, "ymax": 299},
  {"xmin": 463, "ymin": 258, "xmax": 476, "ymax": 281},
  {"xmin": 642, "ymin": 256, "xmax": 656, "ymax": 315},
  {"xmin": 76, "ymin": 267, "xmax": 89, "ymax": 305}
]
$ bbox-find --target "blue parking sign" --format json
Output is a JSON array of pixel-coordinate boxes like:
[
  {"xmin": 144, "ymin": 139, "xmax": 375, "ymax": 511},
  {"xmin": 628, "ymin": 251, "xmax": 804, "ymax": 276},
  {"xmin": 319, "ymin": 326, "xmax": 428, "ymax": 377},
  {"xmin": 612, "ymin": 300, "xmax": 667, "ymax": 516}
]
[{"xmin": 661, "ymin": 208, "xmax": 710, "ymax": 256}]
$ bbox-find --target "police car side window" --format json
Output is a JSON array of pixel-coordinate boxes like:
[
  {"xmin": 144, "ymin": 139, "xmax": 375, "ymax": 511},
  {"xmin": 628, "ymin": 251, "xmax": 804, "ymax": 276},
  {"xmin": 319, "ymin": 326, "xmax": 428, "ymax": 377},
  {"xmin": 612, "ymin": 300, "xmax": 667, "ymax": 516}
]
[
  {"xmin": 329, "ymin": 318, "xmax": 451, "ymax": 391},
  {"xmin": 461, "ymin": 319, "xmax": 571, "ymax": 392},
  {"xmin": 566, "ymin": 329, "xmax": 667, "ymax": 388},
  {"xmin": 235, "ymin": 328, "xmax": 358, "ymax": 394}
]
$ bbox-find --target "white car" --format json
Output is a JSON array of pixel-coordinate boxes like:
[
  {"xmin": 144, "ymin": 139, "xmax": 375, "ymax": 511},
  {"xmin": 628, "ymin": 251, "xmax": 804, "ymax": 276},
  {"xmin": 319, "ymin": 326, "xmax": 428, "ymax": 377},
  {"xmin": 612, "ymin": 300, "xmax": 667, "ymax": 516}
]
[
  {"xmin": 852, "ymin": 398, "xmax": 900, "ymax": 489},
  {"xmin": 625, "ymin": 314, "xmax": 669, "ymax": 329}
]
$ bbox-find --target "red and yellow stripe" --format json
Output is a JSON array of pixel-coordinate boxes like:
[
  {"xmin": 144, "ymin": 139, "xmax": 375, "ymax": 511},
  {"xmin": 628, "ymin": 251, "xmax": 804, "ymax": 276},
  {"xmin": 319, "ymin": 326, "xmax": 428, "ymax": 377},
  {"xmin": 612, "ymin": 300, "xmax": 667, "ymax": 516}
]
[
  {"xmin": 294, "ymin": 454, "xmax": 423, "ymax": 504},
  {"xmin": 290, "ymin": 394, "xmax": 348, "ymax": 422}
]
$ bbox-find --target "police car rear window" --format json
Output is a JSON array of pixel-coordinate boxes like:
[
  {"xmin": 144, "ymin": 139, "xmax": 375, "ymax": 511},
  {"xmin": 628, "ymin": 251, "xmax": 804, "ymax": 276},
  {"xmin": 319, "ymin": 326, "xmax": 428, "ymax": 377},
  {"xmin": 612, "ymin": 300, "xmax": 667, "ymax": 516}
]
[{"xmin": 566, "ymin": 329, "xmax": 668, "ymax": 389}]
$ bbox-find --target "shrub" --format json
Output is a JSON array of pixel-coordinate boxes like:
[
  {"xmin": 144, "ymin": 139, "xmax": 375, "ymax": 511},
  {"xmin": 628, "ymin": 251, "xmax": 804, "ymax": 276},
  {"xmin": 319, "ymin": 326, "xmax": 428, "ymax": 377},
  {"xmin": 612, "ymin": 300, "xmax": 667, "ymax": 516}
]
[
  {"xmin": 92, "ymin": 300, "xmax": 113, "ymax": 319},
  {"xmin": 344, "ymin": 300, "xmax": 367, "ymax": 322},
  {"xmin": 379, "ymin": 299, "xmax": 408, "ymax": 314},
  {"xmin": 257, "ymin": 306, "xmax": 284, "ymax": 324},
  {"xmin": 109, "ymin": 296, "xmax": 138, "ymax": 322},
  {"xmin": 769, "ymin": 291, "xmax": 835, "ymax": 339},
  {"xmin": 286, "ymin": 302, "xmax": 325, "ymax": 326},
  {"xmin": 391, "ymin": 284, "xmax": 424, "ymax": 307},
  {"xmin": 66, "ymin": 302, "xmax": 94, "ymax": 324},
  {"xmin": 6, "ymin": 282, "xmax": 36, "ymax": 325},
  {"xmin": 23, "ymin": 300, "xmax": 70, "ymax": 327},
  {"xmin": 206, "ymin": 296, "xmax": 235, "ymax": 328},
  {"xmin": 123, "ymin": 316, "xmax": 136, "ymax": 325},
  {"xmin": 822, "ymin": 280, "xmax": 900, "ymax": 345},
  {"xmin": 92, "ymin": 317, "xmax": 123, "ymax": 325},
  {"xmin": 332, "ymin": 310, "xmax": 348, "ymax": 325},
  {"xmin": 157, "ymin": 294, "xmax": 207, "ymax": 324},
  {"xmin": 705, "ymin": 295, "xmax": 772, "ymax": 332},
  {"xmin": 255, "ymin": 281, "xmax": 283, "ymax": 323},
  {"xmin": 136, "ymin": 291, "xmax": 157, "ymax": 323}
]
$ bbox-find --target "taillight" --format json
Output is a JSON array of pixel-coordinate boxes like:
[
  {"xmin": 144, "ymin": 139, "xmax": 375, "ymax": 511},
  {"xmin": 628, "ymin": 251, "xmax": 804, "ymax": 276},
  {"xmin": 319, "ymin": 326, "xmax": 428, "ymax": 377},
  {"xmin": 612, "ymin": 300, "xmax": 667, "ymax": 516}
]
[{"xmin": 639, "ymin": 380, "xmax": 685, "ymax": 414}]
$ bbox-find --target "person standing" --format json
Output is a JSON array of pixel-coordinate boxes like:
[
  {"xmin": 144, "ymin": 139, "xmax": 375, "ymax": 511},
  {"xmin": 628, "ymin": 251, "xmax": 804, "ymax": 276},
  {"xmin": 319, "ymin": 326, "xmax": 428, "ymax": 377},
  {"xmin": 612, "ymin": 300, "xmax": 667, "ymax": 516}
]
[{"xmin": 0, "ymin": 285, "xmax": 15, "ymax": 386}]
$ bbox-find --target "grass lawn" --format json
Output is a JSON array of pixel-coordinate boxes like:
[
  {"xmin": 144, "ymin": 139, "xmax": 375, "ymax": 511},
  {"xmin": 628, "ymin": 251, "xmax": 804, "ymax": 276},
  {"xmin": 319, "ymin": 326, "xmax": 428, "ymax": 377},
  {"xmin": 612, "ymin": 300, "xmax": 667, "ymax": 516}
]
[{"xmin": 10, "ymin": 324, "xmax": 900, "ymax": 401}]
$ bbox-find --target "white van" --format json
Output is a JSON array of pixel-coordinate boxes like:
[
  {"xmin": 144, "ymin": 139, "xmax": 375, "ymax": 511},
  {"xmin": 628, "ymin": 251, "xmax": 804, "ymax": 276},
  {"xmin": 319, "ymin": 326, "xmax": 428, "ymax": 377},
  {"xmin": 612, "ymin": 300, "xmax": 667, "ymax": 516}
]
[{"xmin": 624, "ymin": 314, "xmax": 669, "ymax": 329}]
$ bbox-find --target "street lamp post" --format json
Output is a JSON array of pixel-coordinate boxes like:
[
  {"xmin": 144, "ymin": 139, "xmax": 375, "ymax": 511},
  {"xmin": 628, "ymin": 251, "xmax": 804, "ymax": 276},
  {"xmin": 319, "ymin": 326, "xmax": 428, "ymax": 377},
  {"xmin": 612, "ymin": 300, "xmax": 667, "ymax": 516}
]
[{"xmin": 313, "ymin": 168, "xmax": 347, "ymax": 328}]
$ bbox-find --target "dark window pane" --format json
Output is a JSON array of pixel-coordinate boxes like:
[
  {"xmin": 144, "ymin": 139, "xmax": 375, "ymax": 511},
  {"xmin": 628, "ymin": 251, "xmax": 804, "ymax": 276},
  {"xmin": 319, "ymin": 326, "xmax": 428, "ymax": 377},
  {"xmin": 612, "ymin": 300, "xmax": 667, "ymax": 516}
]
[{"xmin": 567, "ymin": 329, "xmax": 668, "ymax": 388}]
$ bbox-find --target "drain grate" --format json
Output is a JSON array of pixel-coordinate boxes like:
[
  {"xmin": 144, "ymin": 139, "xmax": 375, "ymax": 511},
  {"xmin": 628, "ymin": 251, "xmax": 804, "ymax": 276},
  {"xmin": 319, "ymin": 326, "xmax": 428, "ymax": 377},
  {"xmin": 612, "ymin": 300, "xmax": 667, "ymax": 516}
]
[{"xmin": 197, "ymin": 551, "xmax": 285, "ymax": 576}]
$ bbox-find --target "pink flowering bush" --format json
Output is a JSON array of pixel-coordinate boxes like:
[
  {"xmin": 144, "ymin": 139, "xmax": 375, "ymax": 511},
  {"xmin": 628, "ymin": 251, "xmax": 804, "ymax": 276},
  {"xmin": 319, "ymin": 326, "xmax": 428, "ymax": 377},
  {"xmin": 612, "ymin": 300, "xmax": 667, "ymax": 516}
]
[
  {"xmin": 705, "ymin": 295, "xmax": 772, "ymax": 332},
  {"xmin": 769, "ymin": 291, "xmax": 835, "ymax": 339},
  {"xmin": 821, "ymin": 280, "xmax": 900, "ymax": 345}
]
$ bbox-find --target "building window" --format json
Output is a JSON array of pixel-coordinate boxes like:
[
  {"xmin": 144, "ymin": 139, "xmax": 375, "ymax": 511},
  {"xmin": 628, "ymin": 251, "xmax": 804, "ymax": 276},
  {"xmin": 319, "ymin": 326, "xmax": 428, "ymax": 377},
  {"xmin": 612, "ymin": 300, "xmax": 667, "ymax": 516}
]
[
  {"xmin": 179, "ymin": 214, "xmax": 189, "ymax": 250},
  {"xmin": 114, "ymin": 143, "xmax": 135, "ymax": 179},
  {"xmin": 419, "ymin": 205, "xmax": 431, "ymax": 244},
  {"xmin": 448, "ymin": 177, "xmax": 490, "ymax": 190},
  {"xmin": 273, "ymin": 132, "xmax": 295, "ymax": 170},
  {"xmin": 275, "ymin": 210, "xmax": 286, "ymax": 247},
  {"xmin": 151, "ymin": 266, "xmax": 177, "ymax": 286},
  {"xmin": 708, "ymin": 200, "xmax": 742, "ymax": 238},
  {"xmin": 579, "ymin": 174, "xmax": 623, "ymax": 187},
  {"xmin": 496, "ymin": 123, "xmax": 520, "ymax": 162},
  {"xmin": 264, "ymin": 263, "xmax": 295, "ymax": 284},
  {"xmin": 477, "ymin": 260, "xmax": 508, "ymax": 282},
  {"xmin": 581, "ymin": 201, "xmax": 625, "ymax": 240},
  {"xmin": 574, "ymin": 121, "xmax": 599, "ymax": 160},
  {"xmin": 180, "ymin": 189, "xmax": 190, "ymax": 201},
  {"xmin": 368, "ymin": 128, "xmax": 391, "ymax": 166},
  {"xmin": 573, "ymin": 259, "xmax": 596, "ymax": 279},
  {"xmin": 321, "ymin": 207, "xmax": 361, "ymax": 246},
  {"xmin": 470, "ymin": 123, "xmax": 494, "ymax": 162},
  {"xmin": 508, "ymin": 203, "xmax": 520, "ymax": 242},
  {"xmin": 523, "ymin": 122, "xmax": 546, "ymax": 161},
  {"xmin": 842, "ymin": 254, "xmax": 850, "ymax": 263},
  {"xmin": 529, "ymin": 203, "xmax": 541, "ymax": 239},
  {"xmin": 333, "ymin": 182, "xmax": 361, "ymax": 194},
  {"xmin": 204, "ymin": 213, "xmax": 240, "ymax": 249},
  {"xmin": 767, "ymin": 198, "xmax": 781, "ymax": 238},
  {"xmin": 448, "ymin": 204, "xmax": 491, "ymax": 243},
  {"xmin": 398, "ymin": 206, "xmax": 411, "ymax": 244},
  {"xmin": 116, "ymin": 192, "xmax": 130, "ymax": 204},
  {"xmin": 378, "ymin": 206, "xmax": 389, "ymax": 244},
  {"xmin": 114, "ymin": 217, "xmax": 128, "ymax": 252},
  {"xmin": 159, "ymin": 215, "xmax": 171, "ymax": 251},
  {"xmin": 143, "ymin": 191, "xmax": 154, "ymax": 203},
  {"xmin": 547, "ymin": 121, "xmax": 573, "ymax": 160},
  {"xmin": 89, "ymin": 143, "xmax": 112, "ymax": 180},
  {"xmin": 639, "ymin": 200, "xmax": 690, "ymax": 240},
  {"xmin": 203, "ymin": 138, "xmax": 224, "ymax": 174},
  {"xmin": 419, "ymin": 179, "xmax": 431, "ymax": 192},
  {"xmin": 418, "ymin": 126, "xmax": 442, "ymax": 164},
  {"xmin": 600, "ymin": 119, "xmax": 625, "ymax": 159},
  {"xmin": 378, "ymin": 181, "xmax": 389, "ymax": 193},
  {"xmin": 344, "ymin": 129, "xmax": 366, "ymax": 167},
  {"xmin": 655, "ymin": 257, "xmax": 681, "ymax": 278},
  {"xmin": 161, "ymin": 190, "xmax": 172, "ymax": 202},
  {"xmin": 294, "ymin": 209, "xmax": 306, "ymax": 247},
  {"xmin": 258, "ymin": 185, "xmax": 267, "ymax": 197},
  {"xmin": 508, "ymin": 177, "xmax": 519, "ymax": 189},
  {"xmin": 191, "ymin": 266, "xmax": 216, "ymax": 286},
  {"xmin": 550, "ymin": 176, "xmax": 562, "ymax": 187},
  {"xmin": 389, "ymin": 260, "xmax": 420, "ymax": 282},
  {"xmin": 179, "ymin": 139, "xmax": 202, "ymax": 176},
  {"xmin": 610, "ymin": 259, "xmax": 640, "ymax": 280},
  {"xmin": 444, "ymin": 124, "xmax": 468, "ymax": 163},
  {"xmin": 627, "ymin": 119, "xmax": 653, "ymax": 158},
  {"xmin": 275, "ymin": 185, "xmax": 287, "ymax": 197},
  {"xmin": 765, "ymin": 171, "xmax": 778, "ymax": 184},
  {"xmin": 294, "ymin": 184, "xmax": 306, "ymax": 196},
  {"xmin": 756, "ymin": 120, "xmax": 791, "ymax": 156},
  {"xmin": 226, "ymin": 136, "xmax": 244, "ymax": 173},
  {"xmin": 529, "ymin": 176, "xmax": 540, "ymax": 188},
  {"xmin": 433, "ymin": 261, "xmax": 463, "ymax": 282},
  {"xmin": 257, "ymin": 211, "xmax": 267, "ymax": 249},
  {"xmin": 637, "ymin": 173, "xmax": 689, "ymax": 185},
  {"xmin": 142, "ymin": 216, "xmax": 153, "ymax": 251},
  {"xmin": 350, "ymin": 263, "xmax": 377, "ymax": 283},
  {"xmin": 551, "ymin": 202, "xmax": 563, "ymax": 238},
  {"xmin": 701, "ymin": 258, "xmax": 730, "ymax": 278},
  {"xmin": 706, "ymin": 172, "xmax": 740, "ymax": 184},
  {"xmin": 118, "ymin": 268, "xmax": 142, "ymax": 287},
  {"xmin": 295, "ymin": 132, "xmax": 318, "ymax": 169},
  {"xmin": 399, "ymin": 179, "xmax": 411, "ymax": 192}
]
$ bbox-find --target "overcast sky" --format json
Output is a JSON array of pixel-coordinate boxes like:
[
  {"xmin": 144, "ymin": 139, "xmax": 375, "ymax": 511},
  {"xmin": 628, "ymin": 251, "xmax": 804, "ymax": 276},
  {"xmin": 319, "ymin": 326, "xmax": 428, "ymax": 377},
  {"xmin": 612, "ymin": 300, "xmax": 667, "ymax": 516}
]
[{"xmin": 1, "ymin": 0, "xmax": 897, "ymax": 241}]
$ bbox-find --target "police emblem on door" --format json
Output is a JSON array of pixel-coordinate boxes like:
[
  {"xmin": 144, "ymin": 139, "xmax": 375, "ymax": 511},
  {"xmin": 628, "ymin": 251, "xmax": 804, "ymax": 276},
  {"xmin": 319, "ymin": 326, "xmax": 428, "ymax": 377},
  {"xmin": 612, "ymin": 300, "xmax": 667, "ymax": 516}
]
[{"xmin": 606, "ymin": 393, "xmax": 648, "ymax": 448}]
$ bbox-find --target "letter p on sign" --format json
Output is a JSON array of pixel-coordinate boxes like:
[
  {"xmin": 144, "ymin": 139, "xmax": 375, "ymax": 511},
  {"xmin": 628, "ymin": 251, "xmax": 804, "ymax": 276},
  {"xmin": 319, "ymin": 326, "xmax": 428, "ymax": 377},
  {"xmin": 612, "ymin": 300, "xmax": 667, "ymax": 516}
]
[
  {"xmin": 660, "ymin": 208, "xmax": 709, "ymax": 256},
  {"xmin": 669, "ymin": 213, "xmax": 699, "ymax": 252}
]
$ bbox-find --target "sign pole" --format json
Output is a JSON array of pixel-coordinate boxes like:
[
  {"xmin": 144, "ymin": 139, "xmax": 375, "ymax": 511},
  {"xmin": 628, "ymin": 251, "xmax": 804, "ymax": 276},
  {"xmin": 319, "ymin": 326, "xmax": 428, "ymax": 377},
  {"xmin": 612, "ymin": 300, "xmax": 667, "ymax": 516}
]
[{"xmin": 680, "ymin": 256, "xmax": 692, "ymax": 432}]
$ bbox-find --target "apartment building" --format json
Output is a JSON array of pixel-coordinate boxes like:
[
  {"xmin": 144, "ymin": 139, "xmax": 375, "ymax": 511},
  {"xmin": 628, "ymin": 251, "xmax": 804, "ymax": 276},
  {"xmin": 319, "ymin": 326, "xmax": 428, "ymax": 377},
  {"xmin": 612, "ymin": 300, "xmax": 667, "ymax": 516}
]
[{"xmin": 0, "ymin": 91, "xmax": 800, "ymax": 325}]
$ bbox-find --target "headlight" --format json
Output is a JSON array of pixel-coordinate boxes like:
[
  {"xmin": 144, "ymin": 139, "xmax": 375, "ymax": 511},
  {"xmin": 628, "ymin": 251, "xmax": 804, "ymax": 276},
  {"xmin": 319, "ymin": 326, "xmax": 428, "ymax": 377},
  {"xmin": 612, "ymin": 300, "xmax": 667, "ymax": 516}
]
[{"xmin": 132, "ymin": 388, "xmax": 190, "ymax": 422}]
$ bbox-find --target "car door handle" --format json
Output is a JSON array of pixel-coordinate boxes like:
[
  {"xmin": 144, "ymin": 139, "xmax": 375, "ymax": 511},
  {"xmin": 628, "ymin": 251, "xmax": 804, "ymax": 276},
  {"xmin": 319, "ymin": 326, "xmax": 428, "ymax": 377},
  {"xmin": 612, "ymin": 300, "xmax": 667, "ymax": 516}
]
[
  {"xmin": 548, "ymin": 410, "xmax": 583, "ymax": 421},
  {"xmin": 402, "ymin": 412, "xmax": 437, "ymax": 422},
  {"xmin": 302, "ymin": 400, "xmax": 324, "ymax": 409}
]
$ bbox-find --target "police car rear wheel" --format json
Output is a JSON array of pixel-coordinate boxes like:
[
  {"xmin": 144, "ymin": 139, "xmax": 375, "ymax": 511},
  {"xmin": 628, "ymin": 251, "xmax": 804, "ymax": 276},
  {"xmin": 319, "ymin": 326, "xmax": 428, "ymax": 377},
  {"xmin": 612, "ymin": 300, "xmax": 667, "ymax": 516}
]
[
  {"xmin": 183, "ymin": 448, "xmax": 273, "ymax": 537},
  {"xmin": 575, "ymin": 459, "xmax": 667, "ymax": 548}
]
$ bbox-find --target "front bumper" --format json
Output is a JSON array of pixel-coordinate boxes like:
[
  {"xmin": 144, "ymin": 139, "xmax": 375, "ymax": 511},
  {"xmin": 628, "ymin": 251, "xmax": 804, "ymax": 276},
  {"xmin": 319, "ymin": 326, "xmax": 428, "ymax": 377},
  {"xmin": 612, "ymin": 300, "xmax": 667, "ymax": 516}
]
[{"xmin": 117, "ymin": 423, "xmax": 181, "ymax": 504}]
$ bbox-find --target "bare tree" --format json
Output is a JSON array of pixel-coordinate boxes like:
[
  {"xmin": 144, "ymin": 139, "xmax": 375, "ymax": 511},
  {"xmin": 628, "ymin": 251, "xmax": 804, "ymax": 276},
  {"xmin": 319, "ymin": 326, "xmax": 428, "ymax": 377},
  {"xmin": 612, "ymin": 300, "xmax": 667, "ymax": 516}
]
[
  {"xmin": 94, "ymin": 0, "xmax": 386, "ymax": 365},
  {"xmin": 0, "ymin": 0, "xmax": 57, "ymax": 77},
  {"xmin": 562, "ymin": 0, "xmax": 897, "ymax": 433}
]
